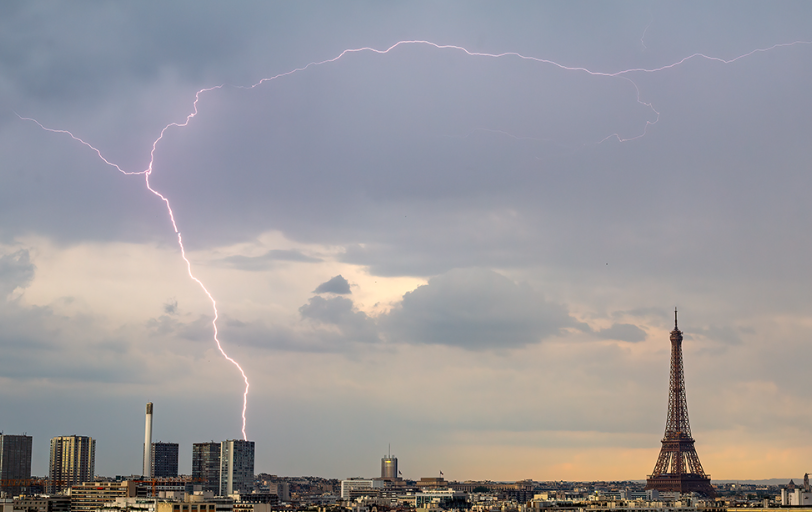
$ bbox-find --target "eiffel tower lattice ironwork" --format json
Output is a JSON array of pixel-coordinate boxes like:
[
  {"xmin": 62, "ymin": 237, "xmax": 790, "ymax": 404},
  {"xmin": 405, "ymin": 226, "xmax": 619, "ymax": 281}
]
[{"xmin": 644, "ymin": 309, "xmax": 716, "ymax": 498}]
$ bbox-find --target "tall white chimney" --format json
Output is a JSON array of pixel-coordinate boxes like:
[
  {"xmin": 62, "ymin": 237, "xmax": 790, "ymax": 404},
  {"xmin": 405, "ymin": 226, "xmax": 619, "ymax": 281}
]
[{"xmin": 143, "ymin": 402, "xmax": 153, "ymax": 477}]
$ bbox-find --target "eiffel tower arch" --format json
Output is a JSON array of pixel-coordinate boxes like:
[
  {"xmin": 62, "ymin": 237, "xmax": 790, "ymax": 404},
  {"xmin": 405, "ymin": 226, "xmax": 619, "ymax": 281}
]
[{"xmin": 645, "ymin": 310, "xmax": 716, "ymax": 498}]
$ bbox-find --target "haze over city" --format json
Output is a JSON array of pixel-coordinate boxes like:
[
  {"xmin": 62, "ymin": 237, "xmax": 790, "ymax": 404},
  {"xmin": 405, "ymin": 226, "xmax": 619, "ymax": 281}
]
[{"xmin": 1, "ymin": 1, "xmax": 812, "ymax": 483}]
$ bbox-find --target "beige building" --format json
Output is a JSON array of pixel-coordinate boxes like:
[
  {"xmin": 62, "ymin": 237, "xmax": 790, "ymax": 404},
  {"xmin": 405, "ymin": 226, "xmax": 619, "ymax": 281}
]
[
  {"xmin": 70, "ymin": 481, "xmax": 138, "ymax": 512},
  {"xmin": 49, "ymin": 436, "xmax": 95, "ymax": 493},
  {"xmin": 99, "ymin": 497, "xmax": 222, "ymax": 512}
]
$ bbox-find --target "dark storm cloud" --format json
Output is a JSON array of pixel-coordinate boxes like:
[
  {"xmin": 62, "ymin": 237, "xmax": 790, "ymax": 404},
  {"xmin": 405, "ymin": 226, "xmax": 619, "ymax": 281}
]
[
  {"xmin": 596, "ymin": 323, "xmax": 647, "ymax": 343},
  {"xmin": 219, "ymin": 249, "xmax": 322, "ymax": 271},
  {"xmin": 382, "ymin": 268, "xmax": 577, "ymax": 350},
  {"xmin": 313, "ymin": 275, "xmax": 351, "ymax": 295},
  {"xmin": 299, "ymin": 295, "xmax": 379, "ymax": 344},
  {"xmin": 2, "ymin": 1, "xmax": 811, "ymax": 298},
  {"xmin": 0, "ymin": 249, "xmax": 35, "ymax": 296}
]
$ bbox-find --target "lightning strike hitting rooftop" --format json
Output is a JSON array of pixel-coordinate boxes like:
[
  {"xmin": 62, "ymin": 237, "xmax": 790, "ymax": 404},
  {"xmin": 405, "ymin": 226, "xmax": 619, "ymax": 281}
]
[{"xmin": 19, "ymin": 38, "xmax": 811, "ymax": 441}]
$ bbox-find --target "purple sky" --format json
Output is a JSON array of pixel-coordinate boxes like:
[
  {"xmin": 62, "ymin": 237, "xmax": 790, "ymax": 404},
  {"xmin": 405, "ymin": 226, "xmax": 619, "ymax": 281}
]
[{"xmin": 2, "ymin": 1, "xmax": 812, "ymax": 481}]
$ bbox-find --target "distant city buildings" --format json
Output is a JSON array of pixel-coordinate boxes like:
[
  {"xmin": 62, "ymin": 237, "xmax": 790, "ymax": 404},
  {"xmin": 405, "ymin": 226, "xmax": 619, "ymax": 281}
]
[
  {"xmin": 48, "ymin": 436, "xmax": 95, "ymax": 493},
  {"xmin": 339, "ymin": 479, "xmax": 383, "ymax": 500},
  {"xmin": 0, "ymin": 434, "xmax": 32, "ymax": 497},
  {"xmin": 151, "ymin": 442, "xmax": 179, "ymax": 478},
  {"xmin": 265, "ymin": 483, "xmax": 289, "ymax": 502},
  {"xmin": 13, "ymin": 495, "xmax": 70, "ymax": 512},
  {"xmin": 70, "ymin": 481, "xmax": 137, "ymax": 512},
  {"xmin": 781, "ymin": 476, "xmax": 812, "ymax": 506}
]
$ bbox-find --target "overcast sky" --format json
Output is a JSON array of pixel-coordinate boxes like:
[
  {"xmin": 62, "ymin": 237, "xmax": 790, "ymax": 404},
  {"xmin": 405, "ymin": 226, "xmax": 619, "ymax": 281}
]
[{"xmin": 2, "ymin": 1, "xmax": 812, "ymax": 482}]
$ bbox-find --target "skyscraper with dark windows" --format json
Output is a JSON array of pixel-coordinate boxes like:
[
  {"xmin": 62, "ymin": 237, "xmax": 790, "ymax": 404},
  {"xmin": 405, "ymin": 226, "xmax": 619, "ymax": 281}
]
[
  {"xmin": 151, "ymin": 442, "xmax": 179, "ymax": 478},
  {"xmin": 193, "ymin": 440, "xmax": 255, "ymax": 496},
  {"xmin": 0, "ymin": 434, "xmax": 33, "ymax": 497},
  {"xmin": 192, "ymin": 442, "xmax": 221, "ymax": 493}
]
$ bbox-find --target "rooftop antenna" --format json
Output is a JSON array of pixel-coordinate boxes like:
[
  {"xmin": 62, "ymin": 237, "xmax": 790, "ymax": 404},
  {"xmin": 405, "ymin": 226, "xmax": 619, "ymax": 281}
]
[{"xmin": 674, "ymin": 307, "xmax": 678, "ymax": 330}]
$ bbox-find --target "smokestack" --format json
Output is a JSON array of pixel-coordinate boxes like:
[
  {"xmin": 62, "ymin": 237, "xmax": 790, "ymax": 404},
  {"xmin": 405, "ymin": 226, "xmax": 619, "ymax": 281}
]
[{"xmin": 143, "ymin": 402, "xmax": 153, "ymax": 477}]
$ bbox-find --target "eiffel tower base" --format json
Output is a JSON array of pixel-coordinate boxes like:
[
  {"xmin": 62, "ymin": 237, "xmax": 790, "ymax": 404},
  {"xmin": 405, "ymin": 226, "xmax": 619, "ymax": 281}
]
[{"xmin": 645, "ymin": 474, "xmax": 716, "ymax": 498}]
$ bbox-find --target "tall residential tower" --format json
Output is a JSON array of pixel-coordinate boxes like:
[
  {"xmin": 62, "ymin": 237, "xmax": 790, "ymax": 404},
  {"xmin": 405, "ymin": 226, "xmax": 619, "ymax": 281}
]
[
  {"xmin": 151, "ymin": 442, "xmax": 179, "ymax": 478},
  {"xmin": 49, "ymin": 436, "xmax": 95, "ymax": 492},
  {"xmin": 192, "ymin": 442, "xmax": 221, "ymax": 493}
]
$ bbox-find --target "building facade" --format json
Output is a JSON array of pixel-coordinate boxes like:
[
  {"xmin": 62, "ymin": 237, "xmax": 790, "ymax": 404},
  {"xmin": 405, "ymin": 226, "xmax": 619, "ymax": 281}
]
[
  {"xmin": 340, "ymin": 479, "xmax": 384, "ymax": 500},
  {"xmin": 13, "ymin": 495, "xmax": 71, "ymax": 512},
  {"xmin": 48, "ymin": 436, "xmax": 95, "ymax": 493},
  {"xmin": 219, "ymin": 440, "xmax": 254, "ymax": 496},
  {"xmin": 70, "ymin": 481, "xmax": 138, "ymax": 512},
  {"xmin": 0, "ymin": 434, "xmax": 33, "ymax": 497},
  {"xmin": 151, "ymin": 443, "xmax": 179, "ymax": 478},
  {"xmin": 267, "ymin": 483, "xmax": 289, "ymax": 502},
  {"xmin": 380, "ymin": 457, "xmax": 397, "ymax": 480},
  {"xmin": 781, "ymin": 477, "xmax": 812, "ymax": 506},
  {"xmin": 192, "ymin": 443, "xmax": 221, "ymax": 494},
  {"xmin": 96, "ymin": 495, "xmax": 225, "ymax": 512}
]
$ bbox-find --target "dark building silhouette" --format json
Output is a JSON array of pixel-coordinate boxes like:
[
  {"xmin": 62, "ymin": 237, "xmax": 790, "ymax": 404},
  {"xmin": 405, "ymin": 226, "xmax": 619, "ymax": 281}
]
[
  {"xmin": 0, "ymin": 434, "xmax": 33, "ymax": 497},
  {"xmin": 151, "ymin": 442, "xmax": 179, "ymax": 478},
  {"xmin": 192, "ymin": 442, "xmax": 220, "ymax": 493},
  {"xmin": 644, "ymin": 310, "xmax": 715, "ymax": 498}
]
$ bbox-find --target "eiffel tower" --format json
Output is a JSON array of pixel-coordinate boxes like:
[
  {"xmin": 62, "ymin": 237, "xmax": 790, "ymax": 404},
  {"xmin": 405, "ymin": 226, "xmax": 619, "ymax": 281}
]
[{"xmin": 645, "ymin": 309, "xmax": 716, "ymax": 498}]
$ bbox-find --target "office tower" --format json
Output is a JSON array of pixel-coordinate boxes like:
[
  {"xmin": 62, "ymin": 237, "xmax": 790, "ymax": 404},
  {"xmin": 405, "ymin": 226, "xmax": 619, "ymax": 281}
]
[
  {"xmin": 381, "ymin": 453, "xmax": 398, "ymax": 480},
  {"xmin": 143, "ymin": 403, "xmax": 153, "ymax": 477},
  {"xmin": 219, "ymin": 440, "xmax": 254, "ymax": 496},
  {"xmin": 0, "ymin": 434, "xmax": 33, "ymax": 497},
  {"xmin": 192, "ymin": 442, "xmax": 220, "ymax": 493},
  {"xmin": 644, "ymin": 310, "xmax": 715, "ymax": 498},
  {"xmin": 151, "ymin": 442, "xmax": 179, "ymax": 478},
  {"xmin": 49, "ymin": 436, "xmax": 95, "ymax": 493}
]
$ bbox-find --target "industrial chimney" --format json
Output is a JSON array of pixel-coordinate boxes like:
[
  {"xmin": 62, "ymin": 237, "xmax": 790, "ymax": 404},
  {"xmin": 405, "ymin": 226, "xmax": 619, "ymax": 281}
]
[{"xmin": 143, "ymin": 402, "xmax": 153, "ymax": 477}]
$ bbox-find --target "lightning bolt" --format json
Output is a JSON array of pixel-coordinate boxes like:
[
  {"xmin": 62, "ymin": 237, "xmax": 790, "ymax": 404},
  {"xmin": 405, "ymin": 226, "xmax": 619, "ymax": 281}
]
[
  {"xmin": 18, "ymin": 105, "xmax": 251, "ymax": 441},
  {"xmin": 18, "ymin": 37, "xmax": 812, "ymax": 441}
]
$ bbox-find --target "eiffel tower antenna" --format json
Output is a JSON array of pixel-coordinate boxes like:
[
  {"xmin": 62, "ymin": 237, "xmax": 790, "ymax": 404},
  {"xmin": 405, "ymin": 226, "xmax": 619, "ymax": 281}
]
[{"xmin": 644, "ymin": 310, "xmax": 716, "ymax": 498}]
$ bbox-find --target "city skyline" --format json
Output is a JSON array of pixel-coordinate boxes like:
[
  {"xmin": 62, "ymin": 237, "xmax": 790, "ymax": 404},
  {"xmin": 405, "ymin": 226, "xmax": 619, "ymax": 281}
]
[{"xmin": 2, "ymin": 2, "xmax": 812, "ymax": 481}]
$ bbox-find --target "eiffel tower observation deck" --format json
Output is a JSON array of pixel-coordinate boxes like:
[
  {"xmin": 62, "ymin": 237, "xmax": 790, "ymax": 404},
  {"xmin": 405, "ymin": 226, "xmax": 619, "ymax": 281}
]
[{"xmin": 645, "ymin": 309, "xmax": 716, "ymax": 498}]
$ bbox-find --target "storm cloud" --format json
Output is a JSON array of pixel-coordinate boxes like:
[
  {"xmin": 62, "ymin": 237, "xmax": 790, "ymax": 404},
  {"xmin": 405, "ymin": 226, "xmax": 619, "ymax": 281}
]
[
  {"xmin": 313, "ymin": 275, "xmax": 351, "ymax": 295},
  {"xmin": 2, "ymin": 1, "xmax": 812, "ymax": 482},
  {"xmin": 383, "ymin": 268, "xmax": 576, "ymax": 350}
]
